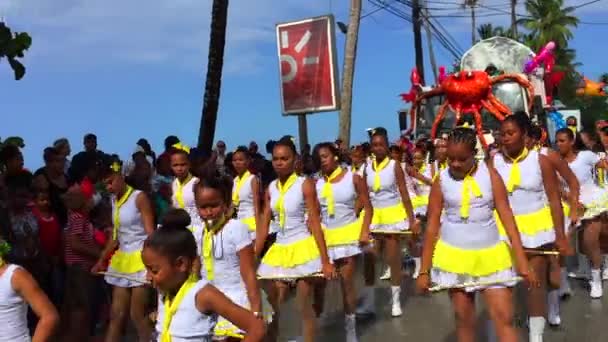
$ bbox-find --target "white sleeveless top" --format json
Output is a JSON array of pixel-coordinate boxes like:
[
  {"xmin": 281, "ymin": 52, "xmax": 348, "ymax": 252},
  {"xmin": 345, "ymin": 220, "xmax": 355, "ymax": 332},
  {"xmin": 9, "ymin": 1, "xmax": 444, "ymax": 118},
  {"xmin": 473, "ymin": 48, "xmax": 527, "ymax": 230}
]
[
  {"xmin": 112, "ymin": 189, "xmax": 147, "ymax": 252},
  {"xmin": 155, "ymin": 279, "xmax": 217, "ymax": 342},
  {"xmin": 0, "ymin": 265, "xmax": 29, "ymax": 342},
  {"xmin": 232, "ymin": 174, "xmax": 255, "ymax": 220},
  {"xmin": 493, "ymin": 150, "xmax": 547, "ymax": 215},
  {"xmin": 365, "ymin": 159, "xmax": 401, "ymax": 208},
  {"xmin": 316, "ymin": 171, "xmax": 358, "ymax": 229},
  {"xmin": 268, "ymin": 176, "xmax": 309, "ymax": 243},
  {"xmin": 172, "ymin": 176, "xmax": 200, "ymax": 211},
  {"xmin": 568, "ymin": 151, "xmax": 600, "ymax": 187},
  {"xmin": 440, "ymin": 162, "xmax": 500, "ymax": 250}
]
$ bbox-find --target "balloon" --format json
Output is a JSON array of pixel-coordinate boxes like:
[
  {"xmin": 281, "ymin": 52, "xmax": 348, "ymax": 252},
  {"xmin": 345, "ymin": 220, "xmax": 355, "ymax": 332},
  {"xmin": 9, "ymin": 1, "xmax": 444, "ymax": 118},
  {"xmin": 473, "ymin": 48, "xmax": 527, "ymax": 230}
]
[
  {"xmin": 524, "ymin": 41, "xmax": 556, "ymax": 74},
  {"xmin": 576, "ymin": 77, "xmax": 607, "ymax": 97},
  {"xmin": 547, "ymin": 111, "xmax": 566, "ymax": 130}
]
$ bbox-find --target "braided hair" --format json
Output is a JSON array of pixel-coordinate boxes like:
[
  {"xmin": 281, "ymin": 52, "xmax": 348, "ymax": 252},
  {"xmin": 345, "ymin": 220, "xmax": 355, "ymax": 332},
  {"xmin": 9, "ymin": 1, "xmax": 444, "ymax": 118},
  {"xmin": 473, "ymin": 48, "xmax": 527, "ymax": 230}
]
[{"xmin": 448, "ymin": 127, "xmax": 478, "ymax": 154}]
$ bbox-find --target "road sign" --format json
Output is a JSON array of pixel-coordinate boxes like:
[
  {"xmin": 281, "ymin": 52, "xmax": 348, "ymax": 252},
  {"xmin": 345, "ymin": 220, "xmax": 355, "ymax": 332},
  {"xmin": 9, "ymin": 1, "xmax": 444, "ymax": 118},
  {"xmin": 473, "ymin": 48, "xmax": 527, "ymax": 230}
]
[{"xmin": 276, "ymin": 15, "xmax": 340, "ymax": 115}]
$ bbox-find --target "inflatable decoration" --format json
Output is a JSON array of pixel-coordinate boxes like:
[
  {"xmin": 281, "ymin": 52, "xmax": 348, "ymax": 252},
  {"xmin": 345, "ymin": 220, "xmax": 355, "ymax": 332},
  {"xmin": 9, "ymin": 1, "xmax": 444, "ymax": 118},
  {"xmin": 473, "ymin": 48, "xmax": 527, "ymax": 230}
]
[
  {"xmin": 547, "ymin": 111, "xmax": 567, "ymax": 130},
  {"xmin": 412, "ymin": 70, "xmax": 534, "ymax": 148},
  {"xmin": 524, "ymin": 41, "xmax": 555, "ymax": 74},
  {"xmin": 399, "ymin": 68, "xmax": 422, "ymax": 103},
  {"xmin": 438, "ymin": 66, "xmax": 447, "ymax": 84},
  {"xmin": 576, "ymin": 77, "xmax": 606, "ymax": 97}
]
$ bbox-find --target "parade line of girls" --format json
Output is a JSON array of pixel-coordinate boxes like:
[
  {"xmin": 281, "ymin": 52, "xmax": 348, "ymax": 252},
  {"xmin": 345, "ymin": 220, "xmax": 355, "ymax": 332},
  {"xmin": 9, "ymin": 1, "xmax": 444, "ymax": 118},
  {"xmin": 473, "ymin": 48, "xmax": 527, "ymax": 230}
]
[{"xmin": 2, "ymin": 117, "xmax": 608, "ymax": 342}]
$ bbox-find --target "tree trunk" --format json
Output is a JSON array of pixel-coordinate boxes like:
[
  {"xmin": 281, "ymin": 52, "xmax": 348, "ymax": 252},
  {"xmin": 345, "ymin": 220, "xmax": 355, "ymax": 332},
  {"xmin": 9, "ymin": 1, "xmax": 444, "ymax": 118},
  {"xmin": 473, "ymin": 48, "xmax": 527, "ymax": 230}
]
[
  {"xmin": 422, "ymin": 0, "xmax": 438, "ymax": 84},
  {"xmin": 510, "ymin": 0, "xmax": 518, "ymax": 38},
  {"xmin": 338, "ymin": 0, "xmax": 362, "ymax": 148},
  {"xmin": 412, "ymin": 0, "xmax": 425, "ymax": 85},
  {"xmin": 471, "ymin": 5, "xmax": 476, "ymax": 45},
  {"xmin": 198, "ymin": 0, "xmax": 229, "ymax": 156}
]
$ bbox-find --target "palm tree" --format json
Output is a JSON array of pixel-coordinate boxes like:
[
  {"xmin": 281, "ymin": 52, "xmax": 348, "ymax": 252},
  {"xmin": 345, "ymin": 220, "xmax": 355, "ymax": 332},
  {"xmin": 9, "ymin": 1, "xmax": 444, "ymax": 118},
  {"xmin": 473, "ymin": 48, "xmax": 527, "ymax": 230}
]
[
  {"xmin": 338, "ymin": 0, "xmax": 362, "ymax": 147},
  {"xmin": 198, "ymin": 0, "xmax": 229, "ymax": 156},
  {"xmin": 477, "ymin": 23, "xmax": 506, "ymax": 40},
  {"xmin": 0, "ymin": 22, "xmax": 32, "ymax": 80},
  {"xmin": 462, "ymin": 0, "xmax": 479, "ymax": 45},
  {"xmin": 518, "ymin": 0, "xmax": 579, "ymax": 51}
]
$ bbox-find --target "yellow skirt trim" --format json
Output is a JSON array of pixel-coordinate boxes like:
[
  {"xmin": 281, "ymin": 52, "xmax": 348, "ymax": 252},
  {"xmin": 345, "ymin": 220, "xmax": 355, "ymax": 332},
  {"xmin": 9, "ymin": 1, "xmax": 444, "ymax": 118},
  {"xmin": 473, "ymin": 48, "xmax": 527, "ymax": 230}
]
[
  {"xmin": 323, "ymin": 220, "xmax": 362, "ymax": 247},
  {"xmin": 496, "ymin": 206, "xmax": 554, "ymax": 238},
  {"xmin": 372, "ymin": 203, "xmax": 408, "ymax": 225},
  {"xmin": 411, "ymin": 195, "xmax": 429, "ymax": 209},
  {"xmin": 433, "ymin": 239, "xmax": 513, "ymax": 277},
  {"xmin": 109, "ymin": 249, "xmax": 145, "ymax": 274},
  {"xmin": 261, "ymin": 235, "xmax": 320, "ymax": 268},
  {"xmin": 241, "ymin": 216, "xmax": 256, "ymax": 232}
]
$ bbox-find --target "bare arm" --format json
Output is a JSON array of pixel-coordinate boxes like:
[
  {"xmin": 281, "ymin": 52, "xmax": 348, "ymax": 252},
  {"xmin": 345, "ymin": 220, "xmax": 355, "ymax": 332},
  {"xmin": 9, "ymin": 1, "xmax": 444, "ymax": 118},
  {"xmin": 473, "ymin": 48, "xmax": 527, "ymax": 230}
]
[
  {"xmin": 13, "ymin": 268, "xmax": 59, "ymax": 342},
  {"xmin": 238, "ymin": 244, "xmax": 262, "ymax": 313},
  {"xmin": 254, "ymin": 188, "xmax": 271, "ymax": 258},
  {"xmin": 251, "ymin": 177, "xmax": 262, "ymax": 238},
  {"xmin": 394, "ymin": 162, "xmax": 417, "ymax": 228},
  {"xmin": 353, "ymin": 174, "xmax": 373, "ymax": 243},
  {"xmin": 539, "ymin": 155, "xmax": 567, "ymax": 245},
  {"xmin": 136, "ymin": 192, "xmax": 156, "ymax": 235},
  {"xmin": 302, "ymin": 179, "xmax": 332, "ymax": 267},
  {"xmin": 547, "ymin": 150, "xmax": 580, "ymax": 222},
  {"xmin": 196, "ymin": 284, "xmax": 265, "ymax": 342},
  {"xmin": 419, "ymin": 179, "xmax": 443, "ymax": 275}
]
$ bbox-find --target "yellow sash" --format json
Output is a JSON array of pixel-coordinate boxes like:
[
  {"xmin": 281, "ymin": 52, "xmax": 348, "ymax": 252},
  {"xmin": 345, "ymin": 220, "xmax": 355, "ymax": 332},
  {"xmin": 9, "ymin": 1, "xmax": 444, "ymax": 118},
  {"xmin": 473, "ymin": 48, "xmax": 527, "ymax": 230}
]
[
  {"xmin": 113, "ymin": 186, "xmax": 134, "ymax": 240},
  {"xmin": 417, "ymin": 164, "xmax": 427, "ymax": 185},
  {"xmin": 202, "ymin": 216, "xmax": 227, "ymax": 281},
  {"xmin": 460, "ymin": 165, "xmax": 482, "ymax": 219},
  {"xmin": 275, "ymin": 173, "xmax": 298, "ymax": 228},
  {"xmin": 505, "ymin": 148, "xmax": 528, "ymax": 193},
  {"xmin": 160, "ymin": 273, "xmax": 198, "ymax": 342},
  {"xmin": 232, "ymin": 171, "xmax": 251, "ymax": 206},
  {"xmin": 175, "ymin": 174, "xmax": 193, "ymax": 209},
  {"xmin": 321, "ymin": 167, "xmax": 343, "ymax": 216},
  {"xmin": 372, "ymin": 157, "xmax": 390, "ymax": 192}
]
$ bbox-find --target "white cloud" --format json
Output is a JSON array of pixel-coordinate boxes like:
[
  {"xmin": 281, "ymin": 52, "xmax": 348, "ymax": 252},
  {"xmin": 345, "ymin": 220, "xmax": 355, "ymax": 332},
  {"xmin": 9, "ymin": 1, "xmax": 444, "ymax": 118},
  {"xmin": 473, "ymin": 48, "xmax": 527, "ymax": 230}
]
[{"xmin": 0, "ymin": 0, "xmax": 333, "ymax": 74}]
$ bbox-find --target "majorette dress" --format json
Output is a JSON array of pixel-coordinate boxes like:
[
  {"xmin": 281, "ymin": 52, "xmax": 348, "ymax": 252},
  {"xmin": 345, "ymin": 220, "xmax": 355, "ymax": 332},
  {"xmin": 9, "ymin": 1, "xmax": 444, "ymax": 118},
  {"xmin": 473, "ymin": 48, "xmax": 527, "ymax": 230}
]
[
  {"xmin": 538, "ymin": 147, "xmax": 571, "ymax": 229},
  {"xmin": 566, "ymin": 151, "xmax": 608, "ymax": 222},
  {"xmin": 494, "ymin": 150, "xmax": 555, "ymax": 248},
  {"xmin": 316, "ymin": 170, "xmax": 362, "ymax": 261},
  {"xmin": 407, "ymin": 163, "xmax": 432, "ymax": 217},
  {"xmin": 172, "ymin": 175, "xmax": 201, "ymax": 227},
  {"xmin": 155, "ymin": 279, "xmax": 217, "ymax": 342},
  {"xmin": 105, "ymin": 189, "xmax": 148, "ymax": 287},
  {"xmin": 191, "ymin": 219, "xmax": 272, "ymax": 339},
  {"xmin": 232, "ymin": 172, "xmax": 257, "ymax": 240},
  {"xmin": 258, "ymin": 176, "xmax": 323, "ymax": 279},
  {"xmin": 365, "ymin": 159, "xmax": 409, "ymax": 233},
  {"xmin": 431, "ymin": 162, "xmax": 517, "ymax": 292}
]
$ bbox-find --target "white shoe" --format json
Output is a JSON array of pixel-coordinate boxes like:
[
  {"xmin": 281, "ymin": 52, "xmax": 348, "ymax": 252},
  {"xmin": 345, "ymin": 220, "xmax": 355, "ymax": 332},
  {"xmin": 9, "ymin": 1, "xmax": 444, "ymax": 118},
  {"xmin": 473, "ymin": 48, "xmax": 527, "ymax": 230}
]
[
  {"xmin": 547, "ymin": 290, "xmax": 561, "ymax": 326},
  {"xmin": 603, "ymin": 269, "xmax": 608, "ymax": 281},
  {"xmin": 287, "ymin": 337, "xmax": 303, "ymax": 342},
  {"xmin": 355, "ymin": 287, "xmax": 375, "ymax": 316},
  {"xmin": 558, "ymin": 268, "xmax": 572, "ymax": 298},
  {"xmin": 412, "ymin": 257, "xmax": 421, "ymax": 279},
  {"xmin": 528, "ymin": 317, "xmax": 545, "ymax": 342},
  {"xmin": 345, "ymin": 314, "xmax": 358, "ymax": 342},
  {"xmin": 391, "ymin": 286, "xmax": 402, "ymax": 317},
  {"xmin": 380, "ymin": 267, "xmax": 391, "ymax": 280},
  {"xmin": 590, "ymin": 269, "xmax": 603, "ymax": 299}
]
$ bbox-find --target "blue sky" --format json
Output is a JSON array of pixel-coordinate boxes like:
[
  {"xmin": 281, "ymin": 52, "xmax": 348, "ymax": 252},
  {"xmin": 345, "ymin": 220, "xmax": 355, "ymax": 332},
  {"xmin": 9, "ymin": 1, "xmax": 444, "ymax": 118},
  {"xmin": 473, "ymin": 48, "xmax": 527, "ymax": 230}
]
[{"xmin": 1, "ymin": 0, "xmax": 607, "ymax": 168}]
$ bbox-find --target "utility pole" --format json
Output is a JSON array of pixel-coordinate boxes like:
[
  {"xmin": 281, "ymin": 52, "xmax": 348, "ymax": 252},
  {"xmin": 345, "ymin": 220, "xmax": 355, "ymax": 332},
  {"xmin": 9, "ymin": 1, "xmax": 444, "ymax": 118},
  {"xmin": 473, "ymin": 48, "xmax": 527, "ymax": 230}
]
[
  {"xmin": 422, "ymin": 0, "xmax": 438, "ymax": 84},
  {"xmin": 412, "ymin": 0, "xmax": 425, "ymax": 85},
  {"xmin": 338, "ymin": 0, "xmax": 362, "ymax": 147}
]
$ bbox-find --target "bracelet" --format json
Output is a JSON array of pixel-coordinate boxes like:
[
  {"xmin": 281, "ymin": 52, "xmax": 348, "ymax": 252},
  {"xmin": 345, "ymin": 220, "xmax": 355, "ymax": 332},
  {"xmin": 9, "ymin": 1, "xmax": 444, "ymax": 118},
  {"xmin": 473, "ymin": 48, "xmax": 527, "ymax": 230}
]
[
  {"xmin": 418, "ymin": 270, "xmax": 430, "ymax": 276},
  {"xmin": 253, "ymin": 311, "xmax": 263, "ymax": 319}
]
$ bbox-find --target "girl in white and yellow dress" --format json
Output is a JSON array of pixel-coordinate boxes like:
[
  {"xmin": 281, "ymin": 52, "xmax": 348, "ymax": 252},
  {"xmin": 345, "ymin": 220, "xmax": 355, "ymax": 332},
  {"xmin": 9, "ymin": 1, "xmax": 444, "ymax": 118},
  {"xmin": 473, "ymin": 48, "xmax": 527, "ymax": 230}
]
[
  {"xmin": 407, "ymin": 147, "xmax": 433, "ymax": 218},
  {"xmin": 93, "ymin": 160, "xmax": 156, "ymax": 342},
  {"xmin": 493, "ymin": 114, "xmax": 568, "ymax": 341},
  {"xmin": 313, "ymin": 142, "xmax": 372, "ymax": 342},
  {"xmin": 190, "ymin": 174, "xmax": 272, "ymax": 341},
  {"xmin": 555, "ymin": 128, "xmax": 608, "ymax": 299},
  {"xmin": 231, "ymin": 146, "xmax": 262, "ymax": 241},
  {"xmin": 417, "ymin": 127, "xmax": 535, "ymax": 342},
  {"xmin": 365, "ymin": 128, "xmax": 418, "ymax": 318},
  {"xmin": 142, "ymin": 211, "xmax": 265, "ymax": 342},
  {"xmin": 170, "ymin": 143, "xmax": 201, "ymax": 226},
  {"xmin": 254, "ymin": 137, "xmax": 336, "ymax": 342}
]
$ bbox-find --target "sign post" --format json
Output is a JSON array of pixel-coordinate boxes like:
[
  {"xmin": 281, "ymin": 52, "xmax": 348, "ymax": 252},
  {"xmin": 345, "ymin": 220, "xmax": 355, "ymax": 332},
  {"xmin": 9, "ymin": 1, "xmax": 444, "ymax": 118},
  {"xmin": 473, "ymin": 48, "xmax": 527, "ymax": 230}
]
[{"xmin": 276, "ymin": 15, "xmax": 340, "ymax": 148}]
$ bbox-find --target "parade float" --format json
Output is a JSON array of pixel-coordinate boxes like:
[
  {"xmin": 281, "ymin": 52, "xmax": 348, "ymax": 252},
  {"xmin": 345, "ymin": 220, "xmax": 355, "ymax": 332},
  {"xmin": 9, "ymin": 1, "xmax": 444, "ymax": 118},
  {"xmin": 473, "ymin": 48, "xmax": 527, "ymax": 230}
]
[{"xmin": 401, "ymin": 36, "xmax": 581, "ymax": 147}]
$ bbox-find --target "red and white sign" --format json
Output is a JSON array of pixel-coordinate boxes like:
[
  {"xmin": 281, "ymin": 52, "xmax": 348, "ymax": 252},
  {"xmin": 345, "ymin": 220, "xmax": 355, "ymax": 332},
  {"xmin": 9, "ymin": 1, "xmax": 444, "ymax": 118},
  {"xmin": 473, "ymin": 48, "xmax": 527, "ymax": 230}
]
[{"xmin": 276, "ymin": 15, "xmax": 340, "ymax": 115}]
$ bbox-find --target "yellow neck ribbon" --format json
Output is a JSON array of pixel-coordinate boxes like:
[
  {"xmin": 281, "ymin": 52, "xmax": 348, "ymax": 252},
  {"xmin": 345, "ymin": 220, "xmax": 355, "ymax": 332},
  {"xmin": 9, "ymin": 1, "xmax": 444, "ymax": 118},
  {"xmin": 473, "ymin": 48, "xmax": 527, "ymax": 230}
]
[
  {"xmin": 417, "ymin": 164, "xmax": 427, "ymax": 185},
  {"xmin": 275, "ymin": 173, "xmax": 298, "ymax": 228},
  {"xmin": 113, "ymin": 186, "xmax": 134, "ymax": 240},
  {"xmin": 505, "ymin": 148, "xmax": 528, "ymax": 193},
  {"xmin": 232, "ymin": 171, "xmax": 251, "ymax": 207},
  {"xmin": 175, "ymin": 174, "xmax": 193, "ymax": 209},
  {"xmin": 432, "ymin": 161, "xmax": 447, "ymax": 182},
  {"xmin": 161, "ymin": 273, "xmax": 198, "ymax": 342},
  {"xmin": 321, "ymin": 167, "xmax": 343, "ymax": 217},
  {"xmin": 372, "ymin": 157, "xmax": 390, "ymax": 192},
  {"xmin": 460, "ymin": 165, "xmax": 482, "ymax": 220},
  {"xmin": 202, "ymin": 216, "xmax": 227, "ymax": 281}
]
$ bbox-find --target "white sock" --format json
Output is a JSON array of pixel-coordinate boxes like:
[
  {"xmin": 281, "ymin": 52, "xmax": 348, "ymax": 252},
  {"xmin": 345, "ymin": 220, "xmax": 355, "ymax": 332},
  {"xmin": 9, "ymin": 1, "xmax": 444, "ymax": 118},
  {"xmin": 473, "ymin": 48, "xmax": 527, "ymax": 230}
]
[
  {"xmin": 391, "ymin": 286, "xmax": 401, "ymax": 305},
  {"xmin": 591, "ymin": 268, "xmax": 601, "ymax": 283},
  {"xmin": 529, "ymin": 316, "xmax": 546, "ymax": 340},
  {"xmin": 547, "ymin": 290, "xmax": 560, "ymax": 324},
  {"xmin": 345, "ymin": 313, "xmax": 357, "ymax": 338},
  {"xmin": 413, "ymin": 257, "xmax": 421, "ymax": 276}
]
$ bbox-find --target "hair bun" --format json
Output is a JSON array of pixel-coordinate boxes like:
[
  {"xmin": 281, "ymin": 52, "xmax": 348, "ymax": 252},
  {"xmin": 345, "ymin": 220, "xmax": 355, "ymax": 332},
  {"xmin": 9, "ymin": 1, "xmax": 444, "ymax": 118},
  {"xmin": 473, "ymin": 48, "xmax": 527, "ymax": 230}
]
[{"xmin": 161, "ymin": 209, "xmax": 192, "ymax": 230}]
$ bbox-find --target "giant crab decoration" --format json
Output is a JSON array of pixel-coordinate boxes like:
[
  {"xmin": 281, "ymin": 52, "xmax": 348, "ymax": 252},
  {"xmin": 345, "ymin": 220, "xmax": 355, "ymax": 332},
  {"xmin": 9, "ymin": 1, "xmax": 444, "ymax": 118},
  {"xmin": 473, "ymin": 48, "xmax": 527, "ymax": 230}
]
[{"xmin": 409, "ymin": 70, "xmax": 534, "ymax": 148}]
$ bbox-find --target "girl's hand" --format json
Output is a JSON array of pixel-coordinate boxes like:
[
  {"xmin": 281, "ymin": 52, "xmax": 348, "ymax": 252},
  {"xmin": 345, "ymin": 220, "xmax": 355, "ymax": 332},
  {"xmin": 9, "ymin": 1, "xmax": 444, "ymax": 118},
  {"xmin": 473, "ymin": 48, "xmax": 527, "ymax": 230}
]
[
  {"xmin": 516, "ymin": 264, "xmax": 540, "ymax": 289},
  {"xmin": 90, "ymin": 261, "xmax": 106, "ymax": 275},
  {"xmin": 321, "ymin": 262, "xmax": 337, "ymax": 280},
  {"xmin": 555, "ymin": 236, "xmax": 573, "ymax": 256},
  {"xmin": 415, "ymin": 273, "xmax": 431, "ymax": 294},
  {"xmin": 359, "ymin": 230, "xmax": 371, "ymax": 247},
  {"xmin": 409, "ymin": 219, "xmax": 421, "ymax": 235}
]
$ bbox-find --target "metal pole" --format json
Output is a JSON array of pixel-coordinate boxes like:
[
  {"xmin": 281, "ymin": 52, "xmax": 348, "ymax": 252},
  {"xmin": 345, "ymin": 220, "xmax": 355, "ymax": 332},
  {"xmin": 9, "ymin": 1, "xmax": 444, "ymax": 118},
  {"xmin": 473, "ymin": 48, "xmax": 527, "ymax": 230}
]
[{"xmin": 298, "ymin": 114, "xmax": 309, "ymax": 150}]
